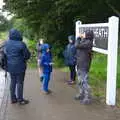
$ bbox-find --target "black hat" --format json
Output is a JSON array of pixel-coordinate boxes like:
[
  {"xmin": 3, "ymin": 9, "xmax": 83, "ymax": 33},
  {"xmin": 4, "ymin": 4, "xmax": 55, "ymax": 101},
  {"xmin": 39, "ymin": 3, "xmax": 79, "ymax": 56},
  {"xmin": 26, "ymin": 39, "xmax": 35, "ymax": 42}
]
[{"xmin": 85, "ymin": 30, "xmax": 94, "ymax": 40}]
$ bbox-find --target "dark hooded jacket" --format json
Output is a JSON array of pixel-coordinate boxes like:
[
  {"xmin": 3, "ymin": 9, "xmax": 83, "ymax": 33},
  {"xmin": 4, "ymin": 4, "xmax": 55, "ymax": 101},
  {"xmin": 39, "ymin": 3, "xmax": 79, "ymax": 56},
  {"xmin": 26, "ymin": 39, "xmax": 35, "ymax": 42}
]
[
  {"xmin": 63, "ymin": 35, "xmax": 76, "ymax": 66},
  {"xmin": 4, "ymin": 29, "xmax": 31, "ymax": 73}
]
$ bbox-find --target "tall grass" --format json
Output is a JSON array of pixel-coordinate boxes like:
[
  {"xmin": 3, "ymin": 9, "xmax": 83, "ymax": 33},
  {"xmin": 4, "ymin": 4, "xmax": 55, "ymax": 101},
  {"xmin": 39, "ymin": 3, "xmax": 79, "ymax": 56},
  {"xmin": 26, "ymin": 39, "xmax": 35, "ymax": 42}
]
[{"xmin": 89, "ymin": 52, "xmax": 120, "ymax": 88}]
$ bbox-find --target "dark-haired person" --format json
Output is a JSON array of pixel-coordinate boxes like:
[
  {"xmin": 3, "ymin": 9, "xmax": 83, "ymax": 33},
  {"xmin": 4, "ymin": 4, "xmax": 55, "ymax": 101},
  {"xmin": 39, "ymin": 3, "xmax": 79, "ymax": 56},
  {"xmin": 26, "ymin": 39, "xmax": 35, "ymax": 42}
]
[
  {"xmin": 75, "ymin": 30, "xmax": 94, "ymax": 104},
  {"xmin": 4, "ymin": 29, "xmax": 31, "ymax": 105},
  {"xmin": 63, "ymin": 35, "xmax": 76, "ymax": 85}
]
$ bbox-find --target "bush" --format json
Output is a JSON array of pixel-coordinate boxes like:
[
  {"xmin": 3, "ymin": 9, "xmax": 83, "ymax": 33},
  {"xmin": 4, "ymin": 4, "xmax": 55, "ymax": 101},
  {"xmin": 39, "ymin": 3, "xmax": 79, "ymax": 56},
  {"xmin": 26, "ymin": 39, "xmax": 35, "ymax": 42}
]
[
  {"xmin": 0, "ymin": 32, "xmax": 8, "ymax": 40},
  {"xmin": 27, "ymin": 40, "xmax": 37, "ymax": 69},
  {"xmin": 51, "ymin": 42, "xmax": 65, "ymax": 68}
]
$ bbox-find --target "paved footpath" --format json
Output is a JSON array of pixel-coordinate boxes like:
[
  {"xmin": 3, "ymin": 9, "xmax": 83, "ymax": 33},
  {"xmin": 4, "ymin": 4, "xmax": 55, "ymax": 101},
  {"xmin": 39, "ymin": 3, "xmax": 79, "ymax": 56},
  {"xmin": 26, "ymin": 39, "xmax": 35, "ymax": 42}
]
[
  {"xmin": 0, "ymin": 71, "xmax": 6, "ymax": 107},
  {"xmin": 0, "ymin": 70, "xmax": 9, "ymax": 120},
  {"xmin": 2, "ymin": 69, "xmax": 120, "ymax": 120}
]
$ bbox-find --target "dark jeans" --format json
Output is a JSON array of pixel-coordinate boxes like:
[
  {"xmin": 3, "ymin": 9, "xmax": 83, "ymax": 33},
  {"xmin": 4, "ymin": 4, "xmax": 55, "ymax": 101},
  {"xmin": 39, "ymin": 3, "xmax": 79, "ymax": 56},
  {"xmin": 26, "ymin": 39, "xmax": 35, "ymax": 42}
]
[
  {"xmin": 69, "ymin": 65, "xmax": 76, "ymax": 81},
  {"xmin": 10, "ymin": 72, "xmax": 25, "ymax": 102}
]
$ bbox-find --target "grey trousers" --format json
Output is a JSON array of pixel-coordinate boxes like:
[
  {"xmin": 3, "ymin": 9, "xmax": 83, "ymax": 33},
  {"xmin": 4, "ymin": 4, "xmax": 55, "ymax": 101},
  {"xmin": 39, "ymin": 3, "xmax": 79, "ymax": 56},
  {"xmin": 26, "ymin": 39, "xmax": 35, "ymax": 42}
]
[{"xmin": 76, "ymin": 69, "xmax": 91, "ymax": 98}]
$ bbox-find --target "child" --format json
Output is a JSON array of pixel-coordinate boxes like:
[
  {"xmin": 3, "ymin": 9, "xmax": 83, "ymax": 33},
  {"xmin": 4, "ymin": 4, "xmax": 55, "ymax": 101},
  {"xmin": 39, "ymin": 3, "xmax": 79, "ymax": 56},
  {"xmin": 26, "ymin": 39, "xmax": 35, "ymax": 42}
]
[
  {"xmin": 36, "ymin": 39, "xmax": 44, "ymax": 82},
  {"xmin": 63, "ymin": 35, "xmax": 76, "ymax": 85},
  {"xmin": 40, "ymin": 43, "xmax": 53, "ymax": 94}
]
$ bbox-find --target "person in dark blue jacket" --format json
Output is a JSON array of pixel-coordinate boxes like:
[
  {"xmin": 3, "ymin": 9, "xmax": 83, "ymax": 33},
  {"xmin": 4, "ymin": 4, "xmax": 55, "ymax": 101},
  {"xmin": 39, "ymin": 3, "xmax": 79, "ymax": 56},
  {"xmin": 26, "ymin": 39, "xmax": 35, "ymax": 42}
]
[
  {"xmin": 4, "ymin": 29, "xmax": 31, "ymax": 105},
  {"xmin": 63, "ymin": 35, "xmax": 76, "ymax": 85},
  {"xmin": 40, "ymin": 44, "xmax": 53, "ymax": 94}
]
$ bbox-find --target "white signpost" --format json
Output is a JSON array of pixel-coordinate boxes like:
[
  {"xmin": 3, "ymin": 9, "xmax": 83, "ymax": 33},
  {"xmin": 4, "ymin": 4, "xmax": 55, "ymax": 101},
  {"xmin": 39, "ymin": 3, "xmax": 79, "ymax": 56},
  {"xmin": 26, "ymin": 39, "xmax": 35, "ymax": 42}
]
[{"xmin": 76, "ymin": 16, "xmax": 119, "ymax": 105}]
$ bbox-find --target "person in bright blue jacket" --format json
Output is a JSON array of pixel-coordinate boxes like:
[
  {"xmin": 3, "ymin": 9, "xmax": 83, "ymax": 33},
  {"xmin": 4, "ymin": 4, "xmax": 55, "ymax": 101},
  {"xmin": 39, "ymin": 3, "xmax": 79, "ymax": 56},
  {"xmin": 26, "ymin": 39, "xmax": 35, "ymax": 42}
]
[
  {"xmin": 4, "ymin": 29, "xmax": 31, "ymax": 105},
  {"xmin": 40, "ymin": 43, "xmax": 53, "ymax": 94}
]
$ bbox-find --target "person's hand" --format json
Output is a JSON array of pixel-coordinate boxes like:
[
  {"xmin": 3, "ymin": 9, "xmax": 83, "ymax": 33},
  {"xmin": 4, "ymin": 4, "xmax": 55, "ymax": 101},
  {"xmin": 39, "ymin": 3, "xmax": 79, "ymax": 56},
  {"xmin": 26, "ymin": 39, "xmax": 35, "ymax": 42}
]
[
  {"xmin": 79, "ymin": 33, "xmax": 83, "ymax": 38},
  {"xmin": 79, "ymin": 33, "xmax": 85, "ymax": 38},
  {"xmin": 49, "ymin": 62, "xmax": 54, "ymax": 65}
]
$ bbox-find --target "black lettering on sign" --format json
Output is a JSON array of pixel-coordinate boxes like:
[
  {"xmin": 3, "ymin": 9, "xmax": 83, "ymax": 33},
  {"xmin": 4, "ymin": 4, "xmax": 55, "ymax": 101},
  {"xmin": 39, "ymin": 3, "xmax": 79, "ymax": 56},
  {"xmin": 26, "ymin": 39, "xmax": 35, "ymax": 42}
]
[{"xmin": 79, "ymin": 27, "xmax": 109, "ymax": 50}]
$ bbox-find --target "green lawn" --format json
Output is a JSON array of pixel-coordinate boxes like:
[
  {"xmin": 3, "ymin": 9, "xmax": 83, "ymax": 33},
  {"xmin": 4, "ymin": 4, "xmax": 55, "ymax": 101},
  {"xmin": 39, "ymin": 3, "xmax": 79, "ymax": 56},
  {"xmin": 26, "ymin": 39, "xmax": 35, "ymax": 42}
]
[{"xmin": 89, "ymin": 52, "xmax": 120, "ymax": 88}]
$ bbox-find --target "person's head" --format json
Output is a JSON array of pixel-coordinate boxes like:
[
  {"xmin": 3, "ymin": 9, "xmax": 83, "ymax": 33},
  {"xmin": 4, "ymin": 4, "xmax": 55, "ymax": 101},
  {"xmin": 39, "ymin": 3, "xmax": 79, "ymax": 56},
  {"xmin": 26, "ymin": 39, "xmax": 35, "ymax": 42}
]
[
  {"xmin": 39, "ymin": 38, "xmax": 44, "ymax": 44},
  {"xmin": 9, "ymin": 28, "xmax": 23, "ymax": 41},
  {"xmin": 41, "ymin": 43, "xmax": 50, "ymax": 53},
  {"xmin": 84, "ymin": 30, "xmax": 94, "ymax": 40},
  {"xmin": 68, "ymin": 35, "xmax": 75, "ymax": 44}
]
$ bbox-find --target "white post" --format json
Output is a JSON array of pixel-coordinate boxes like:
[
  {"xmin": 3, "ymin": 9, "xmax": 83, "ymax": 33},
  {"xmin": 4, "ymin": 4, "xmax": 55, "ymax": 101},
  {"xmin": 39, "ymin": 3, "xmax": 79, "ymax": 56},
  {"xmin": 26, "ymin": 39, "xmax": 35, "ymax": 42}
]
[
  {"xmin": 106, "ymin": 16, "xmax": 119, "ymax": 105},
  {"xmin": 76, "ymin": 21, "xmax": 82, "ymax": 39}
]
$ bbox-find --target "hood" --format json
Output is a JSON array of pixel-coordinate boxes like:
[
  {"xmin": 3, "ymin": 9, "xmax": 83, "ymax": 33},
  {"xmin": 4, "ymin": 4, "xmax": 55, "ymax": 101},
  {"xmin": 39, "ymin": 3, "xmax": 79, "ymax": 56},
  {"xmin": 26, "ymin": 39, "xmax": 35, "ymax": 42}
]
[
  {"xmin": 68, "ymin": 35, "xmax": 75, "ymax": 44},
  {"xmin": 9, "ymin": 29, "xmax": 23, "ymax": 41},
  {"xmin": 68, "ymin": 35, "xmax": 75, "ymax": 41},
  {"xmin": 41, "ymin": 43, "xmax": 50, "ymax": 52}
]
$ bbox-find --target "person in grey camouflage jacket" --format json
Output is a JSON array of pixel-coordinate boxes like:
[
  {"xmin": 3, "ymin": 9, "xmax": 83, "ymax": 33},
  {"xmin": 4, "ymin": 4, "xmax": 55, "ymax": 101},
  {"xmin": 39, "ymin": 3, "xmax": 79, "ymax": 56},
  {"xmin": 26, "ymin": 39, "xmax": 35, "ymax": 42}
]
[{"xmin": 75, "ymin": 30, "xmax": 94, "ymax": 104}]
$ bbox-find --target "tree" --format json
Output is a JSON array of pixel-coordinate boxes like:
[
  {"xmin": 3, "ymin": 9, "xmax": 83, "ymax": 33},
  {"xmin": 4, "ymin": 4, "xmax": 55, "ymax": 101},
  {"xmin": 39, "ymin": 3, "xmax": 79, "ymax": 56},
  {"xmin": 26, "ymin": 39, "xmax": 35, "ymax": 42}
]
[
  {"xmin": 0, "ymin": 13, "xmax": 9, "ymax": 31},
  {"xmin": 3, "ymin": 0, "xmax": 120, "ymax": 58}
]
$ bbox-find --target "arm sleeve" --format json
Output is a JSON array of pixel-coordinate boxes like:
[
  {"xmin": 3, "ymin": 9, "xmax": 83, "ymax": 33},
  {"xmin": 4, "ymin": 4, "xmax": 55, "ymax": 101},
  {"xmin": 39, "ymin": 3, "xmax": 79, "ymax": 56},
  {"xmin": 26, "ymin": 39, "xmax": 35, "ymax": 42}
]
[
  {"xmin": 63, "ymin": 45, "xmax": 68, "ymax": 58},
  {"xmin": 75, "ymin": 38, "xmax": 92, "ymax": 49}
]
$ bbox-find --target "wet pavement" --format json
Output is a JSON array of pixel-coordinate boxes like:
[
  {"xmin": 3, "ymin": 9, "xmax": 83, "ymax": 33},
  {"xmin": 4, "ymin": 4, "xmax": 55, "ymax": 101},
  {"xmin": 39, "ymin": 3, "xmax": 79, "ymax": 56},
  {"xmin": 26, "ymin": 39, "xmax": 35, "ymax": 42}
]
[
  {"xmin": 0, "ymin": 70, "xmax": 9, "ymax": 120},
  {"xmin": 0, "ymin": 70, "xmax": 7, "ymax": 107},
  {"xmin": 1, "ymin": 69, "xmax": 120, "ymax": 120}
]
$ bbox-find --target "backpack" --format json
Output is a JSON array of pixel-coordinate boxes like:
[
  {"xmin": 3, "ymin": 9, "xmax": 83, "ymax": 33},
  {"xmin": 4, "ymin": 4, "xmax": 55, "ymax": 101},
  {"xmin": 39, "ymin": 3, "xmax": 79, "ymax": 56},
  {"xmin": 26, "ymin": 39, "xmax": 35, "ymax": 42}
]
[{"xmin": 0, "ymin": 45, "xmax": 7, "ymax": 70}]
